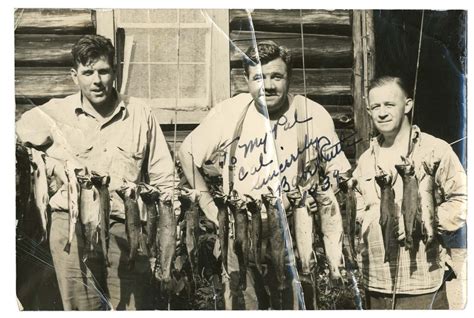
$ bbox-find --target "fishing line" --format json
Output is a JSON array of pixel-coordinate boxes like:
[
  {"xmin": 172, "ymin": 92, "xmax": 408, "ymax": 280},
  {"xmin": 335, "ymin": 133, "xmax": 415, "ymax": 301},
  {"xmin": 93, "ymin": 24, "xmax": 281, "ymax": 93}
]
[{"xmin": 407, "ymin": 10, "xmax": 425, "ymax": 157}]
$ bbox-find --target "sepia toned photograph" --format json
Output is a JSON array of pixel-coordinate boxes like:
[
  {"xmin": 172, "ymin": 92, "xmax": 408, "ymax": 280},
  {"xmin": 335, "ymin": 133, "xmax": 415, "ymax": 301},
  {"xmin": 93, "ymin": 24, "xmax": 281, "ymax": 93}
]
[{"xmin": 14, "ymin": 8, "xmax": 467, "ymax": 310}]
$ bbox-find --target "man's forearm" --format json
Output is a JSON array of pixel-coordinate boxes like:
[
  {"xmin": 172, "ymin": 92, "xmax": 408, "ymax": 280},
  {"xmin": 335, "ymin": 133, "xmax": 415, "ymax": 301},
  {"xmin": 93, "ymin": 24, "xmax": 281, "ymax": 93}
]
[{"xmin": 179, "ymin": 147, "xmax": 218, "ymax": 224}]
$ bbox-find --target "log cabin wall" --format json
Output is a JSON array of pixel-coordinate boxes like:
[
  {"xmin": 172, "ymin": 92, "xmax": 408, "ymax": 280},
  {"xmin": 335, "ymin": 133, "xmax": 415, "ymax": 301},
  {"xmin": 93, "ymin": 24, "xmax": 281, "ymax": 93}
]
[
  {"xmin": 14, "ymin": 9, "xmax": 373, "ymax": 164},
  {"xmin": 15, "ymin": 9, "xmax": 96, "ymax": 121},
  {"xmin": 229, "ymin": 9, "xmax": 372, "ymax": 164}
]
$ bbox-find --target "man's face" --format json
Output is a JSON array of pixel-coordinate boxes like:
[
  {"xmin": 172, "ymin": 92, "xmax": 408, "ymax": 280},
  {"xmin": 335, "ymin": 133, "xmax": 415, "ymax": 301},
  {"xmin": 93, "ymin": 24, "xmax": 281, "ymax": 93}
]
[
  {"xmin": 71, "ymin": 56, "xmax": 115, "ymax": 108},
  {"xmin": 368, "ymin": 82, "xmax": 412, "ymax": 137},
  {"xmin": 246, "ymin": 57, "xmax": 290, "ymax": 114}
]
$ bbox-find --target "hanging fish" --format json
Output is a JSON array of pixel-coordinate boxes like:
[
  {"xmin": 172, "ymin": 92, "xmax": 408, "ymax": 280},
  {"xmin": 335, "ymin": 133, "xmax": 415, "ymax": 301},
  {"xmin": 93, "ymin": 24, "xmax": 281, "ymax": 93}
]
[
  {"xmin": 261, "ymin": 187, "xmax": 286, "ymax": 309},
  {"xmin": 227, "ymin": 190, "xmax": 249, "ymax": 290},
  {"xmin": 287, "ymin": 189, "xmax": 313, "ymax": 275},
  {"xmin": 78, "ymin": 171, "xmax": 101, "ymax": 263},
  {"xmin": 91, "ymin": 172, "xmax": 111, "ymax": 267},
  {"xmin": 117, "ymin": 181, "xmax": 141, "ymax": 270},
  {"xmin": 157, "ymin": 195, "xmax": 177, "ymax": 289},
  {"xmin": 374, "ymin": 166, "xmax": 398, "ymax": 263},
  {"xmin": 244, "ymin": 194, "xmax": 263, "ymax": 274},
  {"xmin": 395, "ymin": 156, "xmax": 420, "ymax": 250},
  {"xmin": 181, "ymin": 188, "xmax": 201, "ymax": 279},
  {"xmin": 29, "ymin": 148, "xmax": 49, "ymax": 243},
  {"xmin": 63, "ymin": 161, "xmax": 80, "ymax": 254},
  {"xmin": 339, "ymin": 177, "xmax": 359, "ymax": 270},
  {"xmin": 420, "ymin": 153, "xmax": 441, "ymax": 246},
  {"xmin": 138, "ymin": 183, "xmax": 160, "ymax": 258},
  {"xmin": 308, "ymin": 168, "xmax": 343, "ymax": 279},
  {"xmin": 213, "ymin": 191, "xmax": 230, "ymax": 274}
]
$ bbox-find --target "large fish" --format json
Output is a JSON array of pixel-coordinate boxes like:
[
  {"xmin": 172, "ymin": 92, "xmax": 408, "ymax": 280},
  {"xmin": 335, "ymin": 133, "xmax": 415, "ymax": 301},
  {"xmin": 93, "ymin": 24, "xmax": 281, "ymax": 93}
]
[
  {"xmin": 395, "ymin": 156, "xmax": 420, "ymax": 250},
  {"xmin": 117, "ymin": 181, "xmax": 141, "ymax": 270},
  {"xmin": 227, "ymin": 190, "xmax": 249, "ymax": 290},
  {"xmin": 181, "ymin": 188, "xmax": 201, "ymax": 279},
  {"xmin": 138, "ymin": 183, "xmax": 160, "ymax": 258},
  {"xmin": 63, "ymin": 161, "xmax": 80, "ymax": 254},
  {"xmin": 29, "ymin": 148, "xmax": 49, "ymax": 243},
  {"xmin": 157, "ymin": 196, "xmax": 177, "ymax": 287},
  {"xmin": 261, "ymin": 188, "xmax": 286, "ymax": 294},
  {"xmin": 244, "ymin": 194, "xmax": 263, "ymax": 274},
  {"xmin": 287, "ymin": 189, "xmax": 313, "ymax": 275},
  {"xmin": 91, "ymin": 172, "xmax": 111, "ymax": 267},
  {"xmin": 308, "ymin": 169, "xmax": 343, "ymax": 279},
  {"xmin": 213, "ymin": 191, "xmax": 229, "ymax": 274},
  {"xmin": 78, "ymin": 171, "xmax": 101, "ymax": 263},
  {"xmin": 374, "ymin": 167, "xmax": 398, "ymax": 262},
  {"xmin": 420, "ymin": 153, "xmax": 441, "ymax": 246},
  {"xmin": 339, "ymin": 177, "xmax": 358, "ymax": 270}
]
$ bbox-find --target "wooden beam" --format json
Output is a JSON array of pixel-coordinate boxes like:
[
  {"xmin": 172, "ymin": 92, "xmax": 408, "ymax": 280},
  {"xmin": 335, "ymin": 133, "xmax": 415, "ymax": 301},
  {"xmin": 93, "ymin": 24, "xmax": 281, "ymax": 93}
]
[
  {"xmin": 15, "ymin": 67, "xmax": 76, "ymax": 99},
  {"xmin": 95, "ymin": 9, "xmax": 115, "ymax": 45},
  {"xmin": 15, "ymin": 34, "xmax": 80, "ymax": 67},
  {"xmin": 230, "ymin": 9, "xmax": 351, "ymax": 35},
  {"xmin": 352, "ymin": 11, "xmax": 370, "ymax": 160},
  {"xmin": 14, "ymin": 9, "xmax": 95, "ymax": 34},
  {"xmin": 231, "ymin": 68, "xmax": 352, "ymax": 96},
  {"xmin": 230, "ymin": 31, "xmax": 352, "ymax": 68}
]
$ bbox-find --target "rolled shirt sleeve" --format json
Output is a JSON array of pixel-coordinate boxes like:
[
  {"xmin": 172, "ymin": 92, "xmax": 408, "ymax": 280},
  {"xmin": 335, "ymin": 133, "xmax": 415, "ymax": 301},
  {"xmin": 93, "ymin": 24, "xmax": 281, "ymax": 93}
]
[
  {"xmin": 146, "ymin": 111, "xmax": 179, "ymax": 196},
  {"xmin": 435, "ymin": 146, "xmax": 467, "ymax": 232}
]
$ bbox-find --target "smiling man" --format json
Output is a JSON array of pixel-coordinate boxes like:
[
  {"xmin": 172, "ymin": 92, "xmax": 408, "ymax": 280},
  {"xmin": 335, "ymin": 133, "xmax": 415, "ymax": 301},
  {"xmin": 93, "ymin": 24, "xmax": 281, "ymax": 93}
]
[
  {"xmin": 16, "ymin": 35, "xmax": 176, "ymax": 310},
  {"xmin": 179, "ymin": 41, "xmax": 350, "ymax": 309},
  {"xmin": 353, "ymin": 76, "xmax": 467, "ymax": 309}
]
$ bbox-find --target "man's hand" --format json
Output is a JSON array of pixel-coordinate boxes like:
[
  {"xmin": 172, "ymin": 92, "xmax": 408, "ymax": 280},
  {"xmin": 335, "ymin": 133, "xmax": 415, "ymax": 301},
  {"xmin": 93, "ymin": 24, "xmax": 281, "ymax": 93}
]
[{"xmin": 198, "ymin": 192, "xmax": 219, "ymax": 227}]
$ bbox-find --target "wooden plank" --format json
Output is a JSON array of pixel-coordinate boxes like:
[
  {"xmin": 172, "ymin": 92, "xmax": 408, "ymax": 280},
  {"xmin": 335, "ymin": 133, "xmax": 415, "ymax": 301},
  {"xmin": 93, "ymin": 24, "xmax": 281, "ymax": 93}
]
[
  {"xmin": 15, "ymin": 67, "xmax": 76, "ymax": 99},
  {"xmin": 230, "ymin": 31, "xmax": 352, "ymax": 68},
  {"xmin": 95, "ymin": 9, "xmax": 115, "ymax": 45},
  {"xmin": 15, "ymin": 34, "xmax": 81, "ymax": 67},
  {"xmin": 15, "ymin": 9, "xmax": 95, "ymax": 34},
  {"xmin": 352, "ymin": 11, "xmax": 373, "ymax": 160},
  {"xmin": 153, "ymin": 109, "xmax": 209, "ymax": 125},
  {"xmin": 230, "ymin": 9, "xmax": 351, "ymax": 35},
  {"xmin": 231, "ymin": 68, "xmax": 352, "ymax": 96}
]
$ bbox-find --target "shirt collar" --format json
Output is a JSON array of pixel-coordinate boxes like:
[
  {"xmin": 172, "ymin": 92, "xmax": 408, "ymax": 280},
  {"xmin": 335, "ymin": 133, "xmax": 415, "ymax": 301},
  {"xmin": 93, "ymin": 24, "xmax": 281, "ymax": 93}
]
[{"xmin": 73, "ymin": 90, "xmax": 127, "ymax": 120}]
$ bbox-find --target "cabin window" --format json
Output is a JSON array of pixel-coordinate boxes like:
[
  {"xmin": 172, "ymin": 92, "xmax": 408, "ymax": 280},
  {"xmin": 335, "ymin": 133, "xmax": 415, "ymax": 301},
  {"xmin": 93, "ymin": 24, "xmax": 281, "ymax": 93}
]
[{"xmin": 96, "ymin": 9, "xmax": 230, "ymax": 124}]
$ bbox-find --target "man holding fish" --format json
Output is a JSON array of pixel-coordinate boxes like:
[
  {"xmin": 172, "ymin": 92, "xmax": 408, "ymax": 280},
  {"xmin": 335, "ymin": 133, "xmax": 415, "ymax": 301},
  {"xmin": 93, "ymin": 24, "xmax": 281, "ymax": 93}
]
[
  {"xmin": 179, "ymin": 41, "xmax": 351, "ymax": 309},
  {"xmin": 353, "ymin": 76, "xmax": 467, "ymax": 309},
  {"xmin": 16, "ymin": 35, "xmax": 177, "ymax": 310}
]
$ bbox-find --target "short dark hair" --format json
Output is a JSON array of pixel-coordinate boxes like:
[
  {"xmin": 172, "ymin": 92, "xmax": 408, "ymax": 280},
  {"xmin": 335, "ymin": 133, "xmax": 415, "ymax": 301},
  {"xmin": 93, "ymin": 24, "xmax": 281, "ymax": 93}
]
[
  {"xmin": 71, "ymin": 34, "xmax": 115, "ymax": 70},
  {"xmin": 368, "ymin": 75, "xmax": 413, "ymax": 98},
  {"xmin": 242, "ymin": 40, "xmax": 292, "ymax": 78}
]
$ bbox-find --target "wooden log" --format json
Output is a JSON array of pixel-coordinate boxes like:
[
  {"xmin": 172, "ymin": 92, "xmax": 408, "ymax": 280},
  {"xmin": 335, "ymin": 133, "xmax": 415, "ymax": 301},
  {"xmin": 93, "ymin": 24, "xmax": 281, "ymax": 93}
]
[
  {"xmin": 14, "ymin": 9, "xmax": 95, "ymax": 34},
  {"xmin": 231, "ymin": 68, "xmax": 352, "ymax": 96},
  {"xmin": 230, "ymin": 31, "xmax": 352, "ymax": 68},
  {"xmin": 15, "ymin": 34, "xmax": 80, "ymax": 67},
  {"xmin": 15, "ymin": 67, "xmax": 76, "ymax": 99},
  {"xmin": 230, "ymin": 9, "xmax": 351, "ymax": 35},
  {"xmin": 352, "ymin": 11, "xmax": 374, "ymax": 159}
]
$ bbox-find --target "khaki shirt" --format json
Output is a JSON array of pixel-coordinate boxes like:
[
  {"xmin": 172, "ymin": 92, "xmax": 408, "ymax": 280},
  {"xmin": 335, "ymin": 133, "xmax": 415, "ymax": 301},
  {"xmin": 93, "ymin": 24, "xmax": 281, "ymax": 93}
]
[{"xmin": 16, "ymin": 91, "xmax": 177, "ymax": 218}]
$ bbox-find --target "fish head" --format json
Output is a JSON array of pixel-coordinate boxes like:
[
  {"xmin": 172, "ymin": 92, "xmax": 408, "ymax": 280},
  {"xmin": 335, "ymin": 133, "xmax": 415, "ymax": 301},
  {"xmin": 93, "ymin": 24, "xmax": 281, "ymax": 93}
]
[
  {"xmin": 244, "ymin": 194, "xmax": 262, "ymax": 213},
  {"xmin": 374, "ymin": 166, "xmax": 393, "ymax": 188}
]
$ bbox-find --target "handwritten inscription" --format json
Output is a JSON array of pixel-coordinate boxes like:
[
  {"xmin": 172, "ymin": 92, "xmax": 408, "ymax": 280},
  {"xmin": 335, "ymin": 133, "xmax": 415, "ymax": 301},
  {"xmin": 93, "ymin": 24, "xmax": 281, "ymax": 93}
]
[{"xmin": 215, "ymin": 114, "xmax": 361, "ymax": 192}]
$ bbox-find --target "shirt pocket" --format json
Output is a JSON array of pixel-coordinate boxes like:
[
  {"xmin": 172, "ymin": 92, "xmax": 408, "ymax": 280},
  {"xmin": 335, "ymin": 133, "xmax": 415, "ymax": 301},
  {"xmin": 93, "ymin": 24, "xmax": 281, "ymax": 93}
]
[{"xmin": 108, "ymin": 146, "xmax": 146, "ymax": 190}]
